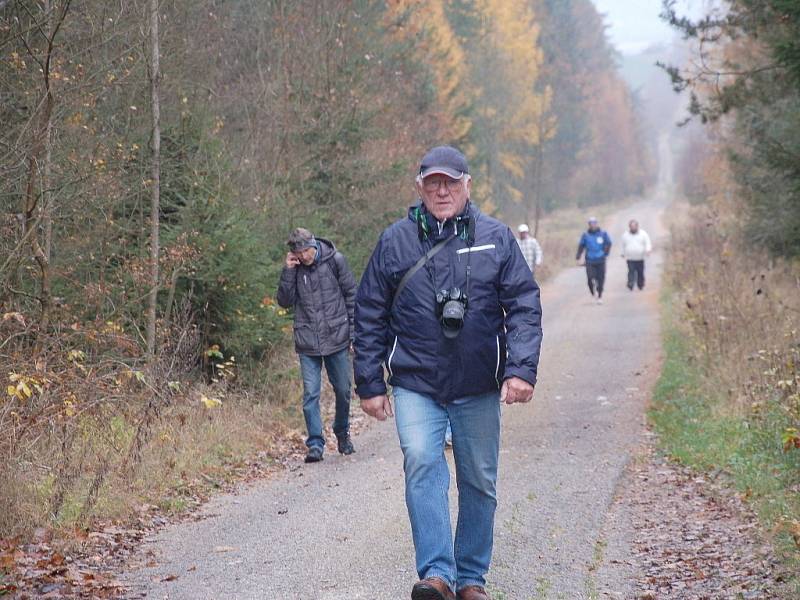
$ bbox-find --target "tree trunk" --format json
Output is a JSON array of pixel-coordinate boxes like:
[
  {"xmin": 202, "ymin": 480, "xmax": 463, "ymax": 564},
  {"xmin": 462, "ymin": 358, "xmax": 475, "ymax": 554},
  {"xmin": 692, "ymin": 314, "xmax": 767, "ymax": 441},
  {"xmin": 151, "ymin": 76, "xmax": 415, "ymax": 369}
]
[
  {"xmin": 146, "ymin": 0, "xmax": 161, "ymax": 357},
  {"xmin": 532, "ymin": 141, "xmax": 543, "ymax": 238},
  {"xmin": 43, "ymin": 0, "xmax": 54, "ymax": 264},
  {"xmin": 23, "ymin": 0, "xmax": 71, "ymax": 344}
]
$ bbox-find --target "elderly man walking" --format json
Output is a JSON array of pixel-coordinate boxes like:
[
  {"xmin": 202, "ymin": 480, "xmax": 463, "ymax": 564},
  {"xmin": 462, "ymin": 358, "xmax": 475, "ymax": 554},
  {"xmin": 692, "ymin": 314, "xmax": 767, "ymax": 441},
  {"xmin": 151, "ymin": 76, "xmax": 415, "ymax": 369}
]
[
  {"xmin": 620, "ymin": 219, "xmax": 652, "ymax": 291},
  {"xmin": 516, "ymin": 223, "xmax": 543, "ymax": 276},
  {"xmin": 354, "ymin": 146, "xmax": 543, "ymax": 600},
  {"xmin": 277, "ymin": 227, "xmax": 357, "ymax": 463}
]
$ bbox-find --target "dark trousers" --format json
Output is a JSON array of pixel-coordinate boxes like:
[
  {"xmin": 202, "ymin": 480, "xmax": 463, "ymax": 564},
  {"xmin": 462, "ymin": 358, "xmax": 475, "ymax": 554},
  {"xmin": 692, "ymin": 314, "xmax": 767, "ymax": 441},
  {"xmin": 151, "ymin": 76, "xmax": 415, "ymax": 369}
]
[
  {"xmin": 626, "ymin": 260, "xmax": 645, "ymax": 290},
  {"xmin": 585, "ymin": 260, "xmax": 606, "ymax": 297}
]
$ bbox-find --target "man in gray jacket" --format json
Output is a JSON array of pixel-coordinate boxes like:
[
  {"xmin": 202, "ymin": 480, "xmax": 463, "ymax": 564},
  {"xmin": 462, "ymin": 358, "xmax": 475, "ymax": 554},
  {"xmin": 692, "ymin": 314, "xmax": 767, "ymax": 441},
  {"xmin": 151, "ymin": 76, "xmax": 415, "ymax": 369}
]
[{"xmin": 277, "ymin": 227, "xmax": 357, "ymax": 463}]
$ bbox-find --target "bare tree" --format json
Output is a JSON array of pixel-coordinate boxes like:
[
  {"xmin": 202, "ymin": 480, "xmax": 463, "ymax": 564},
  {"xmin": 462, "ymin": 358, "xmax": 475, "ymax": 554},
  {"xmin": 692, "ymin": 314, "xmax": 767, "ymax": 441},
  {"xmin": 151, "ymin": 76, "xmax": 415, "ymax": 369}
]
[
  {"xmin": 17, "ymin": 0, "xmax": 72, "ymax": 343},
  {"xmin": 146, "ymin": 0, "xmax": 161, "ymax": 357}
]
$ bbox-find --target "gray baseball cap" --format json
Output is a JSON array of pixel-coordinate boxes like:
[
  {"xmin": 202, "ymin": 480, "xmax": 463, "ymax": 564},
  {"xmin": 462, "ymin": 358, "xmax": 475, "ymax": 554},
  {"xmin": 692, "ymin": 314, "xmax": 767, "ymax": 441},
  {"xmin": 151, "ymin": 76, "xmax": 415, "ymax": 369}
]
[{"xmin": 419, "ymin": 145, "xmax": 469, "ymax": 180}]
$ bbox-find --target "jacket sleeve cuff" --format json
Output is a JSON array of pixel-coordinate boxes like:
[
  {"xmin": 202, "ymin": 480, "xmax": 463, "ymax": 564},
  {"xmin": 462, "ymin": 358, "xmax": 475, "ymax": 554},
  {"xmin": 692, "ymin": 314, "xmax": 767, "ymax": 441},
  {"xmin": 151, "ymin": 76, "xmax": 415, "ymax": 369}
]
[
  {"xmin": 503, "ymin": 367, "xmax": 537, "ymax": 387},
  {"xmin": 356, "ymin": 380, "xmax": 387, "ymax": 399}
]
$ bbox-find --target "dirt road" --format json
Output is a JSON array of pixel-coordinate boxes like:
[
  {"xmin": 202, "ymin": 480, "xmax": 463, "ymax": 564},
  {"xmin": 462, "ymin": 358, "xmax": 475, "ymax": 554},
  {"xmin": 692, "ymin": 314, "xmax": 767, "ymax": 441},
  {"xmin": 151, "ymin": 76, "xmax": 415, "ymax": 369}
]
[{"xmin": 123, "ymin": 181, "xmax": 669, "ymax": 600}]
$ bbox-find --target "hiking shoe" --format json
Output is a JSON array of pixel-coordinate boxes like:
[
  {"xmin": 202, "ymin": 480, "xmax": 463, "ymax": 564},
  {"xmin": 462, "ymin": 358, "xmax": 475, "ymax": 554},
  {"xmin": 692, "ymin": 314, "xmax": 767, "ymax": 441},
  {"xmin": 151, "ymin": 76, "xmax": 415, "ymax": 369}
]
[
  {"xmin": 304, "ymin": 446, "xmax": 324, "ymax": 463},
  {"xmin": 336, "ymin": 434, "xmax": 355, "ymax": 456},
  {"xmin": 412, "ymin": 577, "xmax": 455, "ymax": 600},
  {"xmin": 457, "ymin": 585, "xmax": 490, "ymax": 600}
]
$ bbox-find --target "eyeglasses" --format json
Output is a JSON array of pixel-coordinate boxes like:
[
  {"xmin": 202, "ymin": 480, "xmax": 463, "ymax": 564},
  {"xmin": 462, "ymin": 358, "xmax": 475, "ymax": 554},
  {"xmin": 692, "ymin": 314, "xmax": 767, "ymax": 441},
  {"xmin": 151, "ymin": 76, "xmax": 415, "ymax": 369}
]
[{"xmin": 421, "ymin": 176, "xmax": 464, "ymax": 193}]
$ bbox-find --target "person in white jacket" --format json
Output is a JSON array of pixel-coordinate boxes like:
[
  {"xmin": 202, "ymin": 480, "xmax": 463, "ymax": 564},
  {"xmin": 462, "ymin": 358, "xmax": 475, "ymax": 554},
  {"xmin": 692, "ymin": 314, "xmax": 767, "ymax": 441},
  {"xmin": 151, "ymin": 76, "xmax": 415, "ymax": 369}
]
[
  {"xmin": 620, "ymin": 219, "xmax": 652, "ymax": 290},
  {"xmin": 517, "ymin": 223, "xmax": 543, "ymax": 276}
]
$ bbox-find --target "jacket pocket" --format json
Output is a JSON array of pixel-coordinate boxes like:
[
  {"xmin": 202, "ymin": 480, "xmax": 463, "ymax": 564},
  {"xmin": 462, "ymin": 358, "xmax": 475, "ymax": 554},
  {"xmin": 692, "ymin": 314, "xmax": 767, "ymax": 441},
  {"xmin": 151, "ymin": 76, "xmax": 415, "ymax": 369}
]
[
  {"xmin": 329, "ymin": 315, "xmax": 350, "ymax": 348},
  {"xmin": 293, "ymin": 322, "xmax": 317, "ymax": 353},
  {"xmin": 387, "ymin": 335, "xmax": 419, "ymax": 378}
]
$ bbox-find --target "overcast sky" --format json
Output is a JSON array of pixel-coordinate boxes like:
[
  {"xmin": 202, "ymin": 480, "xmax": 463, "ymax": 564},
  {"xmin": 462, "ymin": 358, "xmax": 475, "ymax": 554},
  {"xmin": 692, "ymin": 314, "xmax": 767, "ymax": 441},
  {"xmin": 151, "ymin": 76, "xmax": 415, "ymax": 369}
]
[{"xmin": 591, "ymin": 0, "xmax": 706, "ymax": 55}]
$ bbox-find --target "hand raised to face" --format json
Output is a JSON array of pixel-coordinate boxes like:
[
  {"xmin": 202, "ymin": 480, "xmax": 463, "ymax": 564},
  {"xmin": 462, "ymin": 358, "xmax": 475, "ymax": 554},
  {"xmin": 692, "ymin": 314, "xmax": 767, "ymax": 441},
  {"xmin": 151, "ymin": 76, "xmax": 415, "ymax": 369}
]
[{"xmin": 285, "ymin": 252, "xmax": 301, "ymax": 269}]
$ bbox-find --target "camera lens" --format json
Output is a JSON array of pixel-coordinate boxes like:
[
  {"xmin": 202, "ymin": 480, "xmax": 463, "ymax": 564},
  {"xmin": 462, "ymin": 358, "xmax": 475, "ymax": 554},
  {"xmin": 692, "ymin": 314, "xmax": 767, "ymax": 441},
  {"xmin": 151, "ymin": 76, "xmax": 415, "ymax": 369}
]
[{"xmin": 441, "ymin": 299, "xmax": 465, "ymax": 332}]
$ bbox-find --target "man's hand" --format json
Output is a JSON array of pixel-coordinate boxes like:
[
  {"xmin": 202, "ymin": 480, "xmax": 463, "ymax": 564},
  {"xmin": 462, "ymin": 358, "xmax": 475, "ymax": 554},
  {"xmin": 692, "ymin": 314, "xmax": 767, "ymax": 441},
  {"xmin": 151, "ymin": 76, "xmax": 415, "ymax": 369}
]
[
  {"xmin": 576, "ymin": 259, "xmax": 583, "ymax": 267},
  {"xmin": 500, "ymin": 377, "xmax": 534, "ymax": 404},
  {"xmin": 361, "ymin": 395, "xmax": 394, "ymax": 421},
  {"xmin": 285, "ymin": 252, "xmax": 300, "ymax": 269}
]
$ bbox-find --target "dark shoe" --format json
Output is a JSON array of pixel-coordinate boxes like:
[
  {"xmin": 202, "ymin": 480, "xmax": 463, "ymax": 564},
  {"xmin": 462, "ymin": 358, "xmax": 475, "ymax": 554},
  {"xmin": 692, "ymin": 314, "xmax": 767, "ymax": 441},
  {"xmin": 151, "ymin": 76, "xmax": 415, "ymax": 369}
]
[
  {"xmin": 411, "ymin": 577, "xmax": 455, "ymax": 600},
  {"xmin": 336, "ymin": 433, "xmax": 355, "ymax": 455},
  {"xmin": 304, "ymin": 446, "xmax": 323, "ymax": 463},
  {"xmin": 457, "ymin": 585, "xmax": 490, "ymax": 600}
]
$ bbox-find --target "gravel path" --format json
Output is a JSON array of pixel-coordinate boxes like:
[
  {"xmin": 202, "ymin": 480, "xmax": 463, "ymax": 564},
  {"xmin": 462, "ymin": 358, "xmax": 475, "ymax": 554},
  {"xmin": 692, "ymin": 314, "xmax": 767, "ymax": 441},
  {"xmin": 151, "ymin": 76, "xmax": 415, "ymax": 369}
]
[
  {"xmin": 121, "ymin": 190, "xmax": 668, "ymax": 600},
  {"xmin": 121, "ymin": 169, "xmax": 674, "ymax": 600}
]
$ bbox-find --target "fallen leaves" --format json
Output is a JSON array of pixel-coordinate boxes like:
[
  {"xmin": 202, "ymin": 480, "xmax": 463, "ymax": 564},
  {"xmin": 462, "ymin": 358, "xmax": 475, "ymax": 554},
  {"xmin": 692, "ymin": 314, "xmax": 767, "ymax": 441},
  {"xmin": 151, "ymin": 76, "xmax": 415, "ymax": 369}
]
[
  {"xmin": 0, "ymin": 517, "xmax": 153, "ymax": 598},
  {"xmin": 623, "ymin": 449, "xmax": 789, "ymax": 599}
]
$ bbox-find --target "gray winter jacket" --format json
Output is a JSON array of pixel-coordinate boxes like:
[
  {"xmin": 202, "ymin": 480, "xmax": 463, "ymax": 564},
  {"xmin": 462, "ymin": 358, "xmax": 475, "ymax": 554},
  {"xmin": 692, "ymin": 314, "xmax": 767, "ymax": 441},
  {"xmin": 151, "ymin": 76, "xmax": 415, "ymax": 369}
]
[{"xmin": 276, "ymin": 238, "xmax": 357, "ymax": 356}]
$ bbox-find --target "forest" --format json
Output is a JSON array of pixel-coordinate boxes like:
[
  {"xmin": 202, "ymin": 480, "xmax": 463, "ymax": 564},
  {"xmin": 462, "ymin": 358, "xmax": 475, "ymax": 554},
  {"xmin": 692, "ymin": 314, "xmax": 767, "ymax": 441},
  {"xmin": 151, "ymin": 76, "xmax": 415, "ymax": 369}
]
[
  {"xmin": 2, "ymin": 0, "xmax": 800, "ymax": 596},
  {"xmin": 0, "ymin": 0, "xmax": 648, "ymax": 540}
]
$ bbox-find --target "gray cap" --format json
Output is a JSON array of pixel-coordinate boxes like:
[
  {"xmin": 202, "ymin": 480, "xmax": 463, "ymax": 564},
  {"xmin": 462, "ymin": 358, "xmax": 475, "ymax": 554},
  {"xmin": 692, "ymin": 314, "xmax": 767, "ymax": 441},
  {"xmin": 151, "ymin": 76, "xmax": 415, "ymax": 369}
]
[
  {"xmin": 587, "ymin": 216, "xmax": 598, "ymax": 224},
  {"xmin": 419, "ymin": 145, "xmax": 469, "ymax": 180},
  {"xmin": 287, "ymin": 227, "xmax": 315, "ymax": 252}
]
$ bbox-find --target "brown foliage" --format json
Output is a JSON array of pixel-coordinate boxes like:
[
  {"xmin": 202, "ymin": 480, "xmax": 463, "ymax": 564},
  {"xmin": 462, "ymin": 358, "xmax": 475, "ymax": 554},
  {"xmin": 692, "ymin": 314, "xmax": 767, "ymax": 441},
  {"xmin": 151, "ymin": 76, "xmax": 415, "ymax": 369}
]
[{"xmin": 667, "ymin": 196, "xmax": 800, "ymax": 428}]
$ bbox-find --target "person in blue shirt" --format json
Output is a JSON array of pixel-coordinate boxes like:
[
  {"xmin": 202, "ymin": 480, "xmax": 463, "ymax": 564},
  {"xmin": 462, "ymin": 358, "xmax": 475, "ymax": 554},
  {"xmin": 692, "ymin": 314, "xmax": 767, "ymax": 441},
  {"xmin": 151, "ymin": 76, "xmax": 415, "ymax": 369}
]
[{"xmin": 575, "ymin": 217, "xmax": 612, "ymax": 304}]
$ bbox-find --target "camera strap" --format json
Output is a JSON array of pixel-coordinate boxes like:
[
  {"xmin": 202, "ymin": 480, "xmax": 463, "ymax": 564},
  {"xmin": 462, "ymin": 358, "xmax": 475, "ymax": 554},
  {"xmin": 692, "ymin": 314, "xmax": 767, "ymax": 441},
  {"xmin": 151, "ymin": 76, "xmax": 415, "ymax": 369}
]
[{"xmin": 391, "ymin": 234, "xmax": 458, "ymax": 314}]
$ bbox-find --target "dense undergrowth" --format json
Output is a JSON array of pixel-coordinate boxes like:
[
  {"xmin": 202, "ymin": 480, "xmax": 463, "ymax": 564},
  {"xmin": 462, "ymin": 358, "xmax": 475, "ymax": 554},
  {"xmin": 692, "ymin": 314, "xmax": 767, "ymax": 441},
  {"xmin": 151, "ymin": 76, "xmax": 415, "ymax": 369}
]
[{"xmin": 651, "ymin": 204, "xmax": 800, "ymax": 591}]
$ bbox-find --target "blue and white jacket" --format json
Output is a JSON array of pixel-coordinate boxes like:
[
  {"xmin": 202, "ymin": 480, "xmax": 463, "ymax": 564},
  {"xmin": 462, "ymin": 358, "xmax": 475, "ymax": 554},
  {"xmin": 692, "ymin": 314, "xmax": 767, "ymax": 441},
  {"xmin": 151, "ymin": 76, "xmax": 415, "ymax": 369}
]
[
  {"xmin": 576, "ymin": 229, "xmax": 612, "ymax": 263},
  {"xmin": 353, "ymin": 202, "xmax": 543, "ymax": 404}
]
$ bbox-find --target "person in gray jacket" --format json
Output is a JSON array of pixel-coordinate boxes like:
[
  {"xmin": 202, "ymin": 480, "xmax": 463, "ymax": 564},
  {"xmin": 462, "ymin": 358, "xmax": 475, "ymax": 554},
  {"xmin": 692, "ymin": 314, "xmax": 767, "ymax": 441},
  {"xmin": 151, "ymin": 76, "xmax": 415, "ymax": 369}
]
[{"xmin": 277, "ymin": 227, "xmax": 357, "ymax": 463}]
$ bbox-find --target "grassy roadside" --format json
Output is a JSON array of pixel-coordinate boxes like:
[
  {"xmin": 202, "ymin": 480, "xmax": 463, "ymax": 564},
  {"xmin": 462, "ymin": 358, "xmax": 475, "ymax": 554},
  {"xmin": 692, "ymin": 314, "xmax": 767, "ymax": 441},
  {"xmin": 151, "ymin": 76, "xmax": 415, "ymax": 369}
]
[{"xmin": 651, "ymin": 287, "xmax": 800, "ymax": 593}]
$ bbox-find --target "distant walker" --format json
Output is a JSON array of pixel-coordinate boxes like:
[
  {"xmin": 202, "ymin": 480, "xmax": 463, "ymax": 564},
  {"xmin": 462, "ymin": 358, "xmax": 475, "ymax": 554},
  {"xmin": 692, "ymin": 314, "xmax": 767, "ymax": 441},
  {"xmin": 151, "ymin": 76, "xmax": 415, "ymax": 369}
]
[
  {"xmin": 516, "ymin": 223, "xmax": 543, "ymax": 276},
  {"xmin": 620, "ymin": 219, "xmax": 652, "ymax": 291},
  {"xmin": 576, "ymin": 217, "xmax": 612, "ymax": 304}
]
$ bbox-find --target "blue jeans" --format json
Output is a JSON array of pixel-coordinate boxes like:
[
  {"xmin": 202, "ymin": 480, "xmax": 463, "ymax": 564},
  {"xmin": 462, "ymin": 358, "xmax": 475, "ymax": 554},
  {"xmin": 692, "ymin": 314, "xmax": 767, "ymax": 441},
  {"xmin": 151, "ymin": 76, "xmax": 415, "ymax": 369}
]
[
  {"xmin": 393, "ymin": 386, "xmax": 501, "ymax": 591},
  {"xmin": 298, "ymin": 348, "xmax": 352, "ymax": 449}
]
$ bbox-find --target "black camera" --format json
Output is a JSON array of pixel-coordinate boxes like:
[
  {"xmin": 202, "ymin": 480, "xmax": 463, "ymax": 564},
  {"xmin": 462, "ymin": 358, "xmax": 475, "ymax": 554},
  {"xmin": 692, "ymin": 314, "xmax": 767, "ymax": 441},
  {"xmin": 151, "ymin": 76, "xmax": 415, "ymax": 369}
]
[{"xmin": 435, "ymin": 287, "xmax": 468, "ymax": 338}]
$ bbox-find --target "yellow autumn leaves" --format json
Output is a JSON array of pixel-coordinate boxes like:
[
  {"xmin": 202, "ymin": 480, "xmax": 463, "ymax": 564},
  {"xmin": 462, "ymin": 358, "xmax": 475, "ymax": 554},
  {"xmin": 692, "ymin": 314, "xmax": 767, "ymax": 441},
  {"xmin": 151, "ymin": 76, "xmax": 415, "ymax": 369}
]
[
  {"xmin": 6, "ymin": 373, "xmax": 44, "ymax": 401},
  {"xmin": 386, "ymin": 0, "xmax": 553, "ymax": 213}
]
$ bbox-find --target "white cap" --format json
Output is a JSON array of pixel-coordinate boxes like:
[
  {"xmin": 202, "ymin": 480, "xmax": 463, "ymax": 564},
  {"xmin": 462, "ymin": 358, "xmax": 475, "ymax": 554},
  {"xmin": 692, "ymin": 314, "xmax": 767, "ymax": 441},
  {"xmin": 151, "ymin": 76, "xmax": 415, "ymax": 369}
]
[{"xmin": 517, "ymin": 223, "xmax": 530, "ymax": 233}]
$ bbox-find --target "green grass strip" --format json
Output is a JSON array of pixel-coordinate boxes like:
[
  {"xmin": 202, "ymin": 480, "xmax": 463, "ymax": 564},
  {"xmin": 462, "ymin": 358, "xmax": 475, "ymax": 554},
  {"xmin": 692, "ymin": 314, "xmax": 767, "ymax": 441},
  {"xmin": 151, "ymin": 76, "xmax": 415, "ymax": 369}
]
[{"xmin": 651, "ymin": 293, "xmax": 800, "ymax": 591}]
